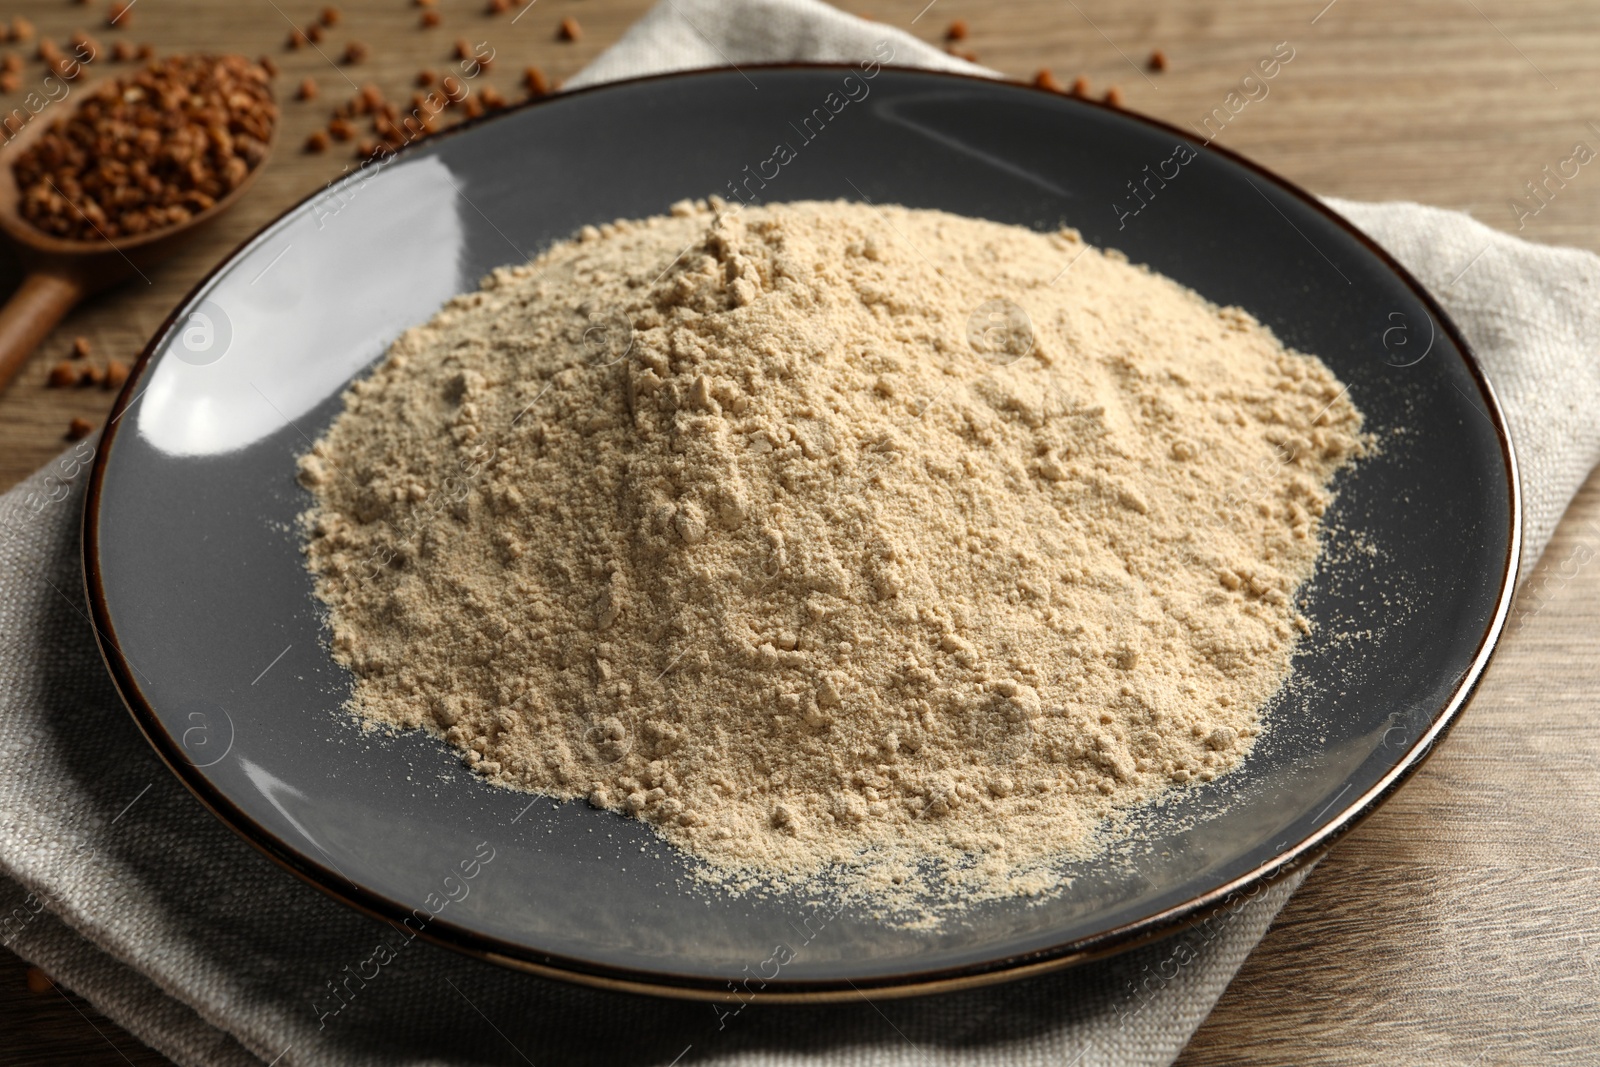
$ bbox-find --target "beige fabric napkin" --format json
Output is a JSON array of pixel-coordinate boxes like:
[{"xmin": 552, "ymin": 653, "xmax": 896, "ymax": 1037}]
[{"xmin": 3, "ymin": 2, "xmax": 1598, "ymax": 1065}]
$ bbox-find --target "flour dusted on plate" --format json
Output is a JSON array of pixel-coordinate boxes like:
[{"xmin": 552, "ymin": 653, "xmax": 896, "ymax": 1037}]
[{"xmin": 298, "ymin": 199, "xmax": 1366, "ymax": 905}]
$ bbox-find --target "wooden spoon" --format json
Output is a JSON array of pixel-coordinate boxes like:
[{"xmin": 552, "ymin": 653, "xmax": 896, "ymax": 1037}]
[{"xmin": 0, "ymin": 76, "xmax": 276, "ymax": 396}]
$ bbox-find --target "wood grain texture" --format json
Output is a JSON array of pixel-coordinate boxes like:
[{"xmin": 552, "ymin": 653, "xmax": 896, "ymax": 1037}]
[{"xmin": 1, "ymin": 0, "xmax": 1597, "ymax": 1063}]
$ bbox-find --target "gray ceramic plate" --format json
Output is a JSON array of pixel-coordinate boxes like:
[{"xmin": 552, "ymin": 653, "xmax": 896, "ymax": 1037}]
[{"xmin": 84, "ymin": 66, "xmax": 1518, "ymax": 1000}]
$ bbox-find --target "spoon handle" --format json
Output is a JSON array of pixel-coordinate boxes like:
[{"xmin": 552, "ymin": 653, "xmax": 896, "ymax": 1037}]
[{"xmin": 0, "ymin": 271, "xmax": 87, "ymax": 398}]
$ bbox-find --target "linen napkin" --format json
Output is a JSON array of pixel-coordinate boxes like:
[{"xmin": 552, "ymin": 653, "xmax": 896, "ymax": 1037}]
[{"xmin": 3, "ymin": 2, "xmax": 1599, "ymax": 1065}]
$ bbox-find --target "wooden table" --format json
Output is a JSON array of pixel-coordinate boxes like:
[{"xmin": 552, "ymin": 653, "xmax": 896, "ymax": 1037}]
[{"xmin": 2, "ymin": 1, "xmax": 1597, "ymax": 1062}]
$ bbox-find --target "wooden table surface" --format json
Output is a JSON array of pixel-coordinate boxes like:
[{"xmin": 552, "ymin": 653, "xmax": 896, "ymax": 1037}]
[{"xmin": 2, "ymin": 0, "xmax": 1597, "ymax": 1063}]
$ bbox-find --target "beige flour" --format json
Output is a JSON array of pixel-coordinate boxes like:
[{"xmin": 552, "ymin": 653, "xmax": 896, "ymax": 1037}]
[{"xmin": 299, "ymin": 199, "xmax": 1366, "ymax": 905}]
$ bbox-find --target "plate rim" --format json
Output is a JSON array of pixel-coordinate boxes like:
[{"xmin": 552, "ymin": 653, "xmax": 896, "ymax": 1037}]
[{"xmin": 79, "ymin": 61, "xmax": 1523, "ymax": 1002}]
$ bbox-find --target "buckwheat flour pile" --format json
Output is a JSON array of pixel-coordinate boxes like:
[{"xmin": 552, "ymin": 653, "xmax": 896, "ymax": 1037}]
[{"xmin": 298, "ymin": 198, "xmax": 1366, "ymax": 906}]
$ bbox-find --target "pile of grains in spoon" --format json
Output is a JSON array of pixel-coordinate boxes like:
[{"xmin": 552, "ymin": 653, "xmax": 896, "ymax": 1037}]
[
  {"xmin": 299, "ymin": 199, "xmax": 1367, "ymax": 905},
  {"xmin": 11, "ymin": 54, "xmax": 275, "ymax": 240}
]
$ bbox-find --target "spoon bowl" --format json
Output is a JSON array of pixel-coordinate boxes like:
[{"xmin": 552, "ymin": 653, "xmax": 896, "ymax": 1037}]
[{"xmin": 0, "ymin": 70, "xmax": 276, "ymax": 395}]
